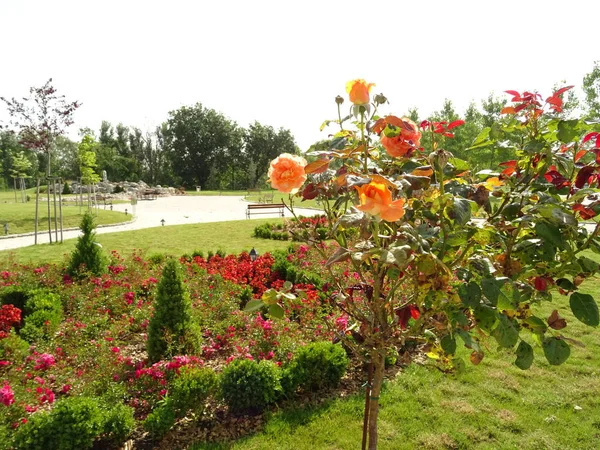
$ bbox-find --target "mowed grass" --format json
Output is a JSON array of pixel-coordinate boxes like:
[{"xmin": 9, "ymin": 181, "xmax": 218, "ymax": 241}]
[
  {"xmin": 192, "ymin": 287, "xmax": 600, "ymax": 450},
  {"xmin": 0, "ymin": 203, "xmax": 127, "ymax": 235},
  {"xmin": 0, "ymin": 218, "xmax": 291, "ymax": 265}
]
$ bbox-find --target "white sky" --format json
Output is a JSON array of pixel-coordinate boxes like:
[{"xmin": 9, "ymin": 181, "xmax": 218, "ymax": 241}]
[{"xmin": 1, "ymin": 0, "xmax": 599, "ymax": 151}]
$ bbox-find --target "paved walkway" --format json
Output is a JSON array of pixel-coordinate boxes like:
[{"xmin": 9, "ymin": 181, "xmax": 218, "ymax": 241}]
[{"xmin": 0, "ymin": 196, "xmax": 319, "ymax": 251}]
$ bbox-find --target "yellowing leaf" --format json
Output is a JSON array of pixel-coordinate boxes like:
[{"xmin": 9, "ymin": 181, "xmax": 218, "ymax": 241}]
[
  {"xmin": 369, "ymin": 174, "xmax": 396, "ymax": 190},
  {"xmin": 304, "ymin": 159, "xmax": 330, "ymax": 174},
  {"xmin": 412, "ymin": 166, "xmax": 434, "ymax": 177},
  {"xmin": 484, "ymin": 177, "xmax": 504, "ymax": 190}
]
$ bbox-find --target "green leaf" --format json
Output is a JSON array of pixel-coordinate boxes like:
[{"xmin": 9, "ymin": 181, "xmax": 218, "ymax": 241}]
[
  {"xmin": 481, "ymin": 277, "xmax": 508, "ymax": 306},
  {"xmin": 268, "ymin": 304, "xmax": 284, "ymax": 319},
  {"xmin": 557, "ymin": 119, "xmax": 580, "ymax": 143},
  {"xmin": 471, "ymin": 127, "xmax": 491, "ymax": 146},
  {"xmin": 542, "ymin": 337, "xmax": 571, "ymax": 365},
  {"xmin": 577, "ymin": 256, "xmax": 600, "ymax": 274},
  {"xmin": 456, "ymin": 329, "xmax": 480, "ymax": 353},
  {"xmin": 446, "ymin": 231, "xmax": 470, "ymax": 247},
  {"xmin": 473, "ymin": 228, "xmax": 496, "ymax": 245},
  {"xmin": 569, "ymin": 292, "xmax": 599, "ymax": 326},
  {"xmin": 474, "ymin": 305, "xmax": 498, "ymax": 332},
  {"xmin": 458, "ymin": 282, "xmax": 482, "ymax": 308},
  {"xmin": 440, "ymin": 335, "xmax": 456, "ymax": 355},
  {"xmin": 515, "ymin": 341, "xmax": 534, "ymax": 370},
  {"xmin": 243, "ymin": 299, "xmax": 264, "ymax": 313},
  {"xmin": 556, "ymin": 278, "xmax": 575, "ymax": 291},
  {"xmin": 445, "ymin": 198, "xmax": 472, "ymax": 226},
  {"xmin": 535, "ymin": 222, "xmax": 565, "ymax": 250},
  {"xmin": 261, "ymin": 289, "xmax": 279, "ymax": 305},
  {"xmin": 523, "ymin": 316, "xmax": 548, "ymax": 335},
  {"xmin": 492, "ymin": 314, "xmax": 519, "ymax": 348},
  {"xmin": 537, "ymin": 205, "xmax": 577, "ymax": 227}
]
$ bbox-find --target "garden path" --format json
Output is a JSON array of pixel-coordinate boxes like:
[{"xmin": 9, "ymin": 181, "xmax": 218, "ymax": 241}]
[{"xmin": 0, "ymin": 196, "xmax": 319, "ymax": 251}]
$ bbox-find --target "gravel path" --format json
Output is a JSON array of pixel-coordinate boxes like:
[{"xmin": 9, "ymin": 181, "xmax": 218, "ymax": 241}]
[{"xmin": 0, "ymin": 196, "xmax": 319, "ymax": 251}]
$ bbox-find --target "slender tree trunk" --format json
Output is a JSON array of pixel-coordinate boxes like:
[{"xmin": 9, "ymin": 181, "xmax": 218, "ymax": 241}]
[
  {"xmin": 58, "ymin": 178, "xmax": 64, "ymax": 243},
  {"xmin": 53, "ymin": 178, "xmax": 58, "ymax": 242},
  {"xmin": 13, "ymin": 177, "xmax": 17, "ymax": 203},
  {"xmin": 34, "ymin": 179, "xmax": 40, "ymax": 245},
  {"xmin": 368, "ymin": 352, "xmax": 385, "ymax": 450},
  {"xmin": 47, "ymin": 180, "xmax": 52, "ymax": 244}
]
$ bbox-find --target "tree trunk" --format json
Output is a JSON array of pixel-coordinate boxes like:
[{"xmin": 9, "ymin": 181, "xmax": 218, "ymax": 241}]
[
  {"xmin": 368, "ymin": 352, "xmax": 385, "ymax": 450},
  {"xmin": 47, "ymin": 181, "xmax": 52, "ymax": 244}
]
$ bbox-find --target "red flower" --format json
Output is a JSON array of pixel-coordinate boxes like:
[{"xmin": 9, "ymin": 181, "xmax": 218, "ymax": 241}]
[{"xmin": 395, "ymin": 305, "xmax": 420, "ymax": 330}]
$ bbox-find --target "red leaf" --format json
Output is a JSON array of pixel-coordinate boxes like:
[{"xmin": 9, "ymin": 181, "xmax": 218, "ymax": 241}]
[
  {"xmin": 499, "ymin": 160, "xmax": 517, "ymax": 168},
  {"xmin": 420, "ymin": 120, "xmax": 430, "ymax": 129},
  {"xmin": 575, "ymin": 166, "xmax": 595, "ymax": 189},
  {"xmin": 501, "ymin": 167, "xmax": 516, "ymax": 177},
  {"xmin": 547, "ymin": 310, "xmax": 567, "ymax": 330},
  {"xmin": 554, "ymin": 85, "xmax": 574, "ymax": 96},
  {"xmin": 384, "ymin": 115, "xmax": 404, "ymax": 128},
  {"xmin": 544, "ymin": 170, "xmax": 570, "ymax": 188},
  {"xmin": 534, "ymin": 276, "xmax": 548, "ymax": 292},
  {"xmin": 575, "ymin": 150, "xmax": 587, "ymax": 162},
  {"xmin": 448, "ymin": 120, "xmax": 465, "ymax": 130},
  {"xmin": 583, "ymin": 132, "xmax": 599, "ymax": 146},
  {"xmin": 573, "ymin": 203, "xmax": 597, "ymax": 220},
  {"xmin": 500, "ymin": 106, "xmax": 516, "ymax": 115},
  {"xmin": 505, "ymin": 90, "xmax": 521, "ymax": 101}
]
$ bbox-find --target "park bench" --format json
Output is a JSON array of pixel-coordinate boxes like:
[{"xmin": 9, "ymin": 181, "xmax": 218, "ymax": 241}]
[
  {"xmin": 138, "ymin": 189, "xmax": 159, "ymax": 200},
  {"xmin": 246, "ymin": 203, "xmax": 285, "ymax": 219}
]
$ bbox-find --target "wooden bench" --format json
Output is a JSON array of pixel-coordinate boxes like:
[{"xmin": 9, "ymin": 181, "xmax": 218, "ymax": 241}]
[{"xmin": 246, "ymin": 203, "xmax": 285, "ymax": 219}]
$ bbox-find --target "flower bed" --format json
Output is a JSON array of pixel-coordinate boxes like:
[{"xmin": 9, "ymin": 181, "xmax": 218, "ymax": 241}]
[{"xmin": 0, "ymin": 247, "xmax": 349, "ymax": 448}]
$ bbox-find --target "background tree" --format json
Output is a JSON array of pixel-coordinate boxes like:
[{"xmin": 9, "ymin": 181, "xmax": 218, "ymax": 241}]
[
  {"xmin": 10, "ymin": 151, "xmax": 32, "ymax": 203},
  {"xmin": 583, "ymin": 61, "xmax": 600, "ymax": 120}
]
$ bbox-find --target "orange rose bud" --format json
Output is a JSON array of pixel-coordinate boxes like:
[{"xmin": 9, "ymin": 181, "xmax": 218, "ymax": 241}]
[
  {"xmin": 268, "ymin": 153, "xmax": 307, "ymax": 194},
  {"xmin": 355, "ymin": 181, "xmax": 406, "ymax": 222},
  {"xmin": 381, "ymin": 118, "xmax": 421, "ymax": 158},
  {"xmin": 346, "ymin": 79, "xmax": 375, "ymax": 105}
]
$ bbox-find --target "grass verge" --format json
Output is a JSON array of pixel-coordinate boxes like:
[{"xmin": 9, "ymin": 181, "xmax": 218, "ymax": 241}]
[{"xmin": 0, "ymin": 218, "xmax": 291, "ymax": 265}]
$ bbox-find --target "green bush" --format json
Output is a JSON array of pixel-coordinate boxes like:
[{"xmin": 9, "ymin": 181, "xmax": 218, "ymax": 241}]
[
  {"xmin": 114, "ymin": 184, "xmax": 124, "ymax": 194},
  {"xmin": 284, "ymin": 342, "xmax": 349, "ymax": 393},
  {"xmin": 147, "ymin": 259, "xmax": 201, "ymax": 362},
  {"xmin": 67, "ymin": 211, "xmax": 107, "ymax": 277},
  {"xmin": 171, "ymin": 367, "xmax": 218, "ymax": 416},
  {"xmin": 0, "ymin": 286, "xmax": 30, "ymax": 310},
  {"xmin": 191, "ymin": 249, "xmax": 204, "ymax": 258},
  {"xmin": 143, "ymin": 398, "xmax": 176, "ymax": 439},
  {"xmin": 238, "ymin": 286, "xmax": 253, "ymax": 309},
  {"xmin": 62, "ymin": 183, "xmax": 72, "ymax": 195},
  {"xmin": 220, "ymin": 359, "xmax": 281, "ymax": 413},
  {"xmin": 101, "ymin": 402, "xmax": 135, "ymax": 446},
  {"xmin": 13, "ymin": 397, "xmax": 105, "ymax": 450},
  {"xmin": 0, "ymin": 331, "xmax": 29, "ymax": 361},
  {"xmin": 19, "ymin": 290, "xmax": 63, "ymax": 343},
  {"xmin": 316, "ymin": 227, "xmax": 328, "ymax": 240},
  {"xmin": 148, "ymin": 253, "xmax": 166, "ymax": 266}
]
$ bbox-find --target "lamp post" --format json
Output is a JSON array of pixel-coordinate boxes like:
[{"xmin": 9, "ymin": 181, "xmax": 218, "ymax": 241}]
[
  {"xmin": 249, "ymin": 247, "xmax": 258, "ymax": 262},
  {"xmin": 161, "ymin": 219, "xmax": 165, "ymax": 226}
]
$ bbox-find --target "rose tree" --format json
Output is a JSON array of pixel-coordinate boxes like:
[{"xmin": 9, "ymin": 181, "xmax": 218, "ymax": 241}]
[{"xmin": 254, "ymin": 80, "xmax": 600, "ymax": 449}]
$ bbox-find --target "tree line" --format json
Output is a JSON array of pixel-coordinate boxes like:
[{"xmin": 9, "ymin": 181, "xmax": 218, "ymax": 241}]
[{"xmin": 2, "ymin": 62, "xmax": 600, "ymax": 192}]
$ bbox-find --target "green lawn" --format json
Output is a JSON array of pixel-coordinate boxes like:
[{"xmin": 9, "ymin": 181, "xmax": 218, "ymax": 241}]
[
  {"xmin": 0, "ymin": 218, "xmax": 291, "ymax": 265},
  {"xmin": 191, "ymin": 290, "xmax": 600, "ymax": 450},
  {"xmin": 0, "ymin": 203, "xmax": 127, "ymax": 235}
]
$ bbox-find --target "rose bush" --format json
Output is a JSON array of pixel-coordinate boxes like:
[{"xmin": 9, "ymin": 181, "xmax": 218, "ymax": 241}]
[{"xmin": 261, "ymin": 80, "xmax": 600, "ymax": 449}]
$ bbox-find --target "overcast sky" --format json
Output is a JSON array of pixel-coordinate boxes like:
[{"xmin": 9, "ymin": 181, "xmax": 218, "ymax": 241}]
[{"xmin": 1, "ymin": 0, "xmax": 599, "ymax": 151}]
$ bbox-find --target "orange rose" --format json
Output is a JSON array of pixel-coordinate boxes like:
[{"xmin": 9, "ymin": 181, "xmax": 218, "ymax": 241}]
[
  {"xmin": 268, "ymin": 153, "xmax": 307, "ymax": 194},
  {"xmin": 346, "ymin": 79, "xmax": 375, "ymax": 105},
  {"xmin": 381, "ymin": 118, "xmax": 421, "ymax": 158},
  {"xmin": 355, "ymin": 181, "xmax": 406, "ymax": 222}
]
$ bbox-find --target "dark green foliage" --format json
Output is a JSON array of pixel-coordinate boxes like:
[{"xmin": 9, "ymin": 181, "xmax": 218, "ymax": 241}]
[
  {"xmin": 13, "ymin": 397, "xmax": 105, "ymax": 450},
  {"xmin": 67, "ymin": 211, "xmax": 107, "ymax": 277},
  {"xmin": 191, "ymin": 249, "xmax": 204, "ymax": 258},
  {"xmin": 171, "ymin": 367, "xmax": 218, "ymax": 416},
  {"xmin": 283, "ymin": 342, "xmax": 349, "ymax": 393},
  {"xmin": 148, "ymin": 253, "xmax": 167, "ymax": 266},
  {"xmin": 316, "ymin": 227, "xmax": 328, "ymax": 240},
  {"xmin": 253, "ymin": 222, "xmax": 274, "ymax": 239},
  {"xmin": 147, "ymin": 259, "xmax": 201, "ymax": 362},
  {"xmin": 113, "ymin": 184, "xmax": 124, "ymax": 193},
  {"xmin": 62, "ymin": 182, "xmax": 71, "ymax": 195},
  {"xmin": 101, "ymin": 402, "xmax": 135, "ymax": 446},
  {"xmin": 0, "ymin": 331, "xmax": 29, "ymax": 361},
  {"xmin": 143, "ymin": 398, "xmax": 176, "ymax": 439},
  {"xmin": 19, "ymin": 290, "xmax": 63, "ymax": 343},
  {"xmin": 0, "ymin": 286, "xmax": 31, "ymax": 310},
  {"xmin": 220, "ymin": 359, "xmax": 281, "ymax": 413},
  {"xmin": 216, "ymin": 249, "xmax": 226, "ymax": 258},
  {"xmin": 238, "ymin": 286, "xmax": 253, "ymax": 309}
]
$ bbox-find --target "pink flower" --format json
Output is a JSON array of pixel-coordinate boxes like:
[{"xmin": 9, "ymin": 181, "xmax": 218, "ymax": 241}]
[
  {"xmin": 34, "ymin": 354, "xmax": 55, "ymax": 371},
  {"xmin": 0, "ymin": 383, "xmax": 15, "ymax": 406},
  {"xmin": 61, "ymin": 384, "xmax": 72, "ymax": 394},
  {"xmin": 124, "ymin": 292, "xmax": 135, "ymax": 305}
]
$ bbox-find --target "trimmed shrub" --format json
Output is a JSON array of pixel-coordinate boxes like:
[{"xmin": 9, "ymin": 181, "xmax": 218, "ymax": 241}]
[
  {"xmin": 147, "ymin": 259, "xmax": 201, "ymax": 362},
  {"xmin": 62, "ymin": 183, "xmax": 72, "ymax": 195},
  {"xmin": 101, "ymin": 402, "xmax": 135, "ymax": 447},
  {"xmin": 191, "ymin": 249, "xmax": 204, "ymax": 258},
  {"xmin": 143, "ymin": 398, "xmax": 176, "ymax": 439},
  {"xmin": 220, "ymin": 359, "xmax": 281, "ymax": 413},
  {"xmin": 19, "ymin": 290, "xmax": 63, "ymax": 343},
  {"xmin": 13, "ymin": 397, "xmax": 105, "ymax": 450},
  {"xmin": 148, "ymin": 253, "xmax": 166, "ymax": 266},
  {"xmin": 170, "ymin": 367, "xmax": 218, "ymax": 416},
  {"xmin": 284, "ymin": 342, "xmax": 349, "ymax": 393},
  {"xmin": 0, "ymin": 286, "xmax": 30, "ymax": 311},
  {"xmin": 67, "ymin": 211, "xmax": 107, "ymax": 277},
  {"xmin": 0, "ymin": 331, "xmax": 29, "ymax": 361}
]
